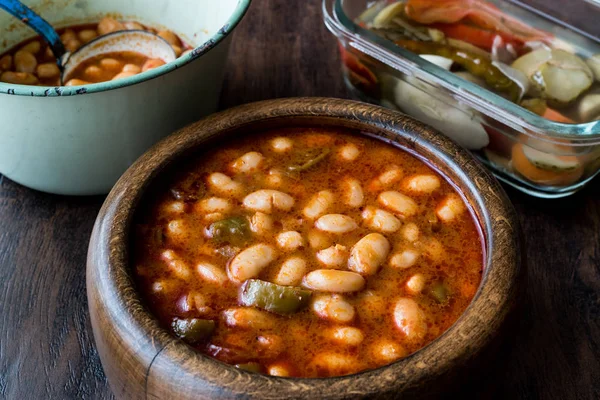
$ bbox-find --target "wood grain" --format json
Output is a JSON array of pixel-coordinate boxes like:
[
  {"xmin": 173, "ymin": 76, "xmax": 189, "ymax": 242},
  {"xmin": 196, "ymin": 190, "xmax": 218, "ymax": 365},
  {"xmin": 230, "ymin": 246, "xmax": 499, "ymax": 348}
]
[{"xmin": 0, "ymin": 0, "xmax": 599, "ymax": 399}]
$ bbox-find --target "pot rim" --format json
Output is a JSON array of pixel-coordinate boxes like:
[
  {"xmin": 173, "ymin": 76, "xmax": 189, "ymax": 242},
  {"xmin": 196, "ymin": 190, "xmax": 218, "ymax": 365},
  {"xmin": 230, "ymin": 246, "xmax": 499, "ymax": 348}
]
[
  {"xmin": 0, "ymin": 0, "xmax": 251, "ymax": 97},
  {"xmin": 87, "ymin": 97, "xmax": 521, "ymax": 397}
]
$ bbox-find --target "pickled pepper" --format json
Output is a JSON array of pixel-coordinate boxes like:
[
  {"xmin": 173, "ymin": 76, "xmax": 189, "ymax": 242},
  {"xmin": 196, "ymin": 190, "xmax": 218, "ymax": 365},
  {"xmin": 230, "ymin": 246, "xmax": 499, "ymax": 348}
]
[
  {"xmin": 239, "ymin": 279, "xmax": 312, "ymax": 315},
  {"xmin": 172, "ymin": 318, "xmax": 216, "ymax": 345},
  {"xmin": 395, "ymin": 39, "xmax": 522, "ymax": 102}
]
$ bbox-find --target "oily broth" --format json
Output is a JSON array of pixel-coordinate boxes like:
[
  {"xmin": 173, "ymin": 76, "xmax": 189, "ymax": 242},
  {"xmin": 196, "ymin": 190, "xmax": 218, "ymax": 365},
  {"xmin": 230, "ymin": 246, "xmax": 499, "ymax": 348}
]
[{"xmin": 132, "ymin": 127, "xmax": 484, "ymax": 378}]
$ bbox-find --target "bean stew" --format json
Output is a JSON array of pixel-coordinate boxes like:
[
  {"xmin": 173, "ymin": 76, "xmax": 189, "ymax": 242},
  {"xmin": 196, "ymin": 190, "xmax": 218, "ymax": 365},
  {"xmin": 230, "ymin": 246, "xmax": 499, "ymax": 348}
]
[
  {"xmin": 132, "ymin": 127, "xmax": 484, "ymax": 378},
  {"xmin": 0, "ymin": 17, "xmax": 190, "ymax": 86}
]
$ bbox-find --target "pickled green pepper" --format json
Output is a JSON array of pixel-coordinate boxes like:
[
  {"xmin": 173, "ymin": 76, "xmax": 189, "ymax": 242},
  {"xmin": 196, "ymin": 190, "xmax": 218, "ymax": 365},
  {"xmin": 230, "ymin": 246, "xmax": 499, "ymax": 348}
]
[
  {"xmin": 287, "ymin": 148, "xmax": 331, "ymax": 172},
  {"xmin": 240, "ymin": 279, "xmax": 312, "ymax": 315},
  {"xmin": 207, "ymin": 216, "xmax": 251, "ymax": 247},
  {"xmin": 172, "ymin": 318, "xmax": 215, "ymax": 345},
  {"xmin": 395, "ymin": 39, "xmax": 521, "ymax": 102}
]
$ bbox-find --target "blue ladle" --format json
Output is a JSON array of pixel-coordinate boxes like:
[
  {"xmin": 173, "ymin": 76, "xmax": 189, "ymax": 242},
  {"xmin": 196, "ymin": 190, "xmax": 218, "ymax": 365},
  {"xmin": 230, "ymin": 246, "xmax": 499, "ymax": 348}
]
[{"xmin": 0, "ymin": 0, "xmax": 176, "ymax": 84}]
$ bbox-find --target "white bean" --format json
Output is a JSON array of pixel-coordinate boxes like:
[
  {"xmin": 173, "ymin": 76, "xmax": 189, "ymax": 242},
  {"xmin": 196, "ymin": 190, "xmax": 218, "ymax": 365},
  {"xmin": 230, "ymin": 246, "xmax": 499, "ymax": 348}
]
[
  {"xmin": 243, "ymin": 190, "xmax": 295, "ymax": 213},
  {"xmin": 151, "ymin": 280, "xmax": 174, "ymax": 293},
  {"xmin": 436, "ymin": 194, "xmax": 466, "ymax": 222},
  {"xmin": 401, "ymin": 223, "xmax": 420, "ymax": 242},
  {"xmin": 98, "ymin": 17, "xmax": 125, "ymax": 35},
  {"xmin": 370, "ymin": 166, "xmax": 403, "ymax": 190},
  {"xmin": 418, "ymin": 237, "xmax": 445, "ymax": 263},
  {"xmin": 303, "ymin": 270, "xmax": 365, "ymax": 293},
  {"xmin": 303, "ymin": 190, "xmax": 334, "ymax": 219},
  {"xmin": 204, "ymin": 212, "xmax": 224, "ymax": 222},
  {"xmin": 162, "ymin": 201, "xmax": 185, "ymax": 214},
  {"xmin": 328, "ymin": 327, "xmax": 364, "ymax": 346},
  {"xmin": 404, "ymin": 174, "xmax": 441, "ymax": 194},
  {"xmin": 20, "ymin": 41, "xmax": 41, "ymax": 54},
  {"xmin": 111, "ymin": 71, "xmax": 136, "ymax": 81},
  {"xmin": 207, "ymin": 172, "xmax": 243, "ymax": 196},
  {"xmin": 165, "ymin": 219, "xmax": 188, "ymax": 243},
  {"xmin": 307, "ymin": 229, "xmax": 333, "ymax": 250},
  {"xmin": 309, "ymin": 352, "xmax": 356, "ymax": 374},
  {"xmin": 311, "ymin": 294, "xmax": 355, "ymax": 322},
  {"xmin": 274, "ymin": 256, "xmax": 307, "ymax": 286},
  {"xmin": 188, "ymin": 291, "xmax": 212, "ymax": 314},
  {"xmin": 378, "ymin": 191, "xmax": 418, "ymax": 217},
  {"xmin": 361, "ymin": 206, "xmax": 401, "ymax": 233},
  {"xmin": 389, "ymin": 250, "xmax": 420, "ymax": 269},
  {"xmin": 167, "ymin": 259, "xmax": 190, "ymax": 280},
  {"xmin": 231, "ymin": 151, "xmax": 265, "ymax": 173},
  {"xmin": 276, "ymin": 231, "xmax": 304, "ymax": 251},
  {"xmin": 369, "ymin": 340, "xmax": 407, "ymax": 362},
  {"xmin": 122, "ymin": 63, "xmax": 141, "ymax": 73},
  {"xmin": 271, "ymin": 137, "xmax": 293, "ymax": 152},
  {"xmin": 222, "ymin": 307, "xmax": 276, "ymax": 329},
  {"xmin": 268, "ymin": 364, "xmax": 291, "ymax": 377},
  {"xmin": 78, "ymin": 29, "xmax": 97, "ymax": 43},
  {"xmin": 227, "ymin": 244, "xmax": 276, "ymax": 283},
  {"xmin": 393, "ymin": 298, "xmax": 428, "ymax": 341},
  {"xmin": 257, "ymin": 334, "xmax": 284, "ymax": 356},
  {"xmin": 315, "ymin": 214, "xmax": 358, "ymax": 234},
  {"xmin": 14, "ymin": 50, "xmax": 37, "ymax": 74},
  {"xmin": 250, "ymin": 212, "xmax": 273, "ymax": 235},
  {"xmin": 348, "ymin": 233, "xmax": 390, "ymax": 276},
  {"xmin": 377, "ymin": 166, "xmax": 403, "ymax": 185},
  {"xmin": 36, "ymin": 63, "xmax": 60, "ymax": 79},
  {"xmin": 196, "ymin": 197, "xmax": 232, "ymax": 213},
  {"xmin": 339, "ymin": 143, "xmax": 360, "ymax": 161},
  {"xmin": 316, "ymin": 244, "xmax": 348, "ymax": 268},
  {"xmin": 158, "ymin": 30, "xmax": 181, "ymax": 46},
  {"xmin": 265, "ymin": 169, "xmax": 284, "ymax": 188},
  {"xmin": 342, "ymin": 178, "xmax": 364, "ymax": 208},
  {"xmin": 406, "ymin": 273, "xmax": 426, "ymax": 294},
  {"xmin": 160, "ymin": 249, "xmax": 177, "ymax": 261},
  {"xmin": 196, "ymin": 261, "xmax": 228, "ymax": 285}
]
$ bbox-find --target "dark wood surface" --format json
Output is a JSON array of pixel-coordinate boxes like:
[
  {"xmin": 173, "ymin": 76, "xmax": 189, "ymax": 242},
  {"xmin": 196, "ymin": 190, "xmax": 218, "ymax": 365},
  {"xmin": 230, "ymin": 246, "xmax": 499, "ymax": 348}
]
[{"xmin": 0, "ymin": 1, "xmax": 599, "ymax": 399}]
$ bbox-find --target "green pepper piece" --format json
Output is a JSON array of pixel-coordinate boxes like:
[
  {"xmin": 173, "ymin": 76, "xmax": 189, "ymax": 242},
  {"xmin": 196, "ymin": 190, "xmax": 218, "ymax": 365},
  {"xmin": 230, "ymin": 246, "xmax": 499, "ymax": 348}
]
[
  {"xmin": 235, "ymin": 362, "xmax": 263, "ymax": 373},
  {"xmin": 395, "ymin": 39, "xmax": 521, "ymax": 102},
  {"xmin": 429, "ymin": 282, "xmax": 451, "ymax": 304},
  {"xmin": 240, "ymin": 279, "xmax": 312, "ymax": 315},
  {"xmin": 207, "ymin": 216, "xmax": 251, "ymax": 247},
  {"xmin": 520, "ymin": 98, "xmax": 547, "ymax": 116},
  {"xmin": 286, "ymin": 148, "xmax": 331, "ymax": 172},
  {"xmin": 172, "ymin": 318, "xmax": 215, "ymax": 345}
]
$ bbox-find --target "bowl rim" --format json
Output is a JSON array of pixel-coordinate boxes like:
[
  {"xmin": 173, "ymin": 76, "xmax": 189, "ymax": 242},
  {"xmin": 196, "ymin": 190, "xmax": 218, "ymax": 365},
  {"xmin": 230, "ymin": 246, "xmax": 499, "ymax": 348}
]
[
  {"xmin": 87, "ymin": 97, "xmax": 522, "ymax": 398},
  {"xmin": 0, "ymin": 0, "xmax": 252, "ymax": 97}
]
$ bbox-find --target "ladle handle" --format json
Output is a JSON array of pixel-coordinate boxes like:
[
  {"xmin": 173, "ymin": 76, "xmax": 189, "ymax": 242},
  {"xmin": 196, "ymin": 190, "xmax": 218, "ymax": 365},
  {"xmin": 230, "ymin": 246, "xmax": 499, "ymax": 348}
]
[{"xmin": 0, "ymin": 0, "xmax": 66, "ymax": 63}]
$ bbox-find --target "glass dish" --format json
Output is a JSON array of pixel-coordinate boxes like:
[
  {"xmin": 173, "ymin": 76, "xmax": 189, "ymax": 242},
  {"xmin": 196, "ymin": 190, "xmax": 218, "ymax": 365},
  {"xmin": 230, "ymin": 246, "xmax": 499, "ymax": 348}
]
[{"xmin": 323, "ymin": 0, "xmax": 600, "ymax": 198}]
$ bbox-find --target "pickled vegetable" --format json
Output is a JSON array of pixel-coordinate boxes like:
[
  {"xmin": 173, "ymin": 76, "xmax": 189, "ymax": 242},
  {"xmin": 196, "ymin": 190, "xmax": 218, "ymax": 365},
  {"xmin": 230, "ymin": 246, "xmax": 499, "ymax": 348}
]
[
  {"xmin": 207, "ymin": 216, "xmax": 251, "ymax": 247},
  {"xmin": 429, "ymin": 281, "xmax": 450, "ymax": 303},
  {"xmin": 577, "ymin": 94, "xmax": 600, "ymax": 122},
  {"xmin": 172, "ymin": 318, "xmax": 216, "ymax": 345},
  {"xmin": 239, "ymin": 279, "xmax": 312, "ymax": 315},
  {"xmin": 287, "ymin": 148, "xmax": 331, "ymax": 172},
  {"xmin": 512, "ymin": 49, "xmax": 593, "ymax": 105},
  {"xmin": 396, "ymin": 39, "xmax": 522, "ymax": 102},
  {"xmin": 520, "ymin": 98, "xmax": 547, "ymax": 116},
  {"xmin": 512, "ymin": 143, "xmax": 583, "ymax": 185},
  {"xmin": 386, "ymin": 73, "xmax": 490, "ymax": 150}
]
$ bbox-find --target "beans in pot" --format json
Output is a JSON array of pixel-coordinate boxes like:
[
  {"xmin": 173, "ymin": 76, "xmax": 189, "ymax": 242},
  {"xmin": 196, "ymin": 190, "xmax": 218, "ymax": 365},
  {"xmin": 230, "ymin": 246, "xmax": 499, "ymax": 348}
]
[
  {"xmin": 132, "ymin": 127, "xmax": 484, "ymax": 378},
  {"xmin": 0, "ymin": 17, "xmax": 190, "ymax": 86}
]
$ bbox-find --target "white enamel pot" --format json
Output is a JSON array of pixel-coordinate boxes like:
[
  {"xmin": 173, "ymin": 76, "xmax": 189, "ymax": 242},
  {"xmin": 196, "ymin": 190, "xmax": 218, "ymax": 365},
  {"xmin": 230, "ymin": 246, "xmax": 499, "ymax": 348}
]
[{"xmin": 0, "ymin": 0, "xmax": 251, "ymax": 195}]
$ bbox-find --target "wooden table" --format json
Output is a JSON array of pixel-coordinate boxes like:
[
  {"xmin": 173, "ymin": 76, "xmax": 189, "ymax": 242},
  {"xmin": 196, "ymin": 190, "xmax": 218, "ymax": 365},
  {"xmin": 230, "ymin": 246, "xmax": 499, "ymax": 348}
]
[{"xmin": 1, "ymin": 1, "xmax": 599, "ymax": 399}]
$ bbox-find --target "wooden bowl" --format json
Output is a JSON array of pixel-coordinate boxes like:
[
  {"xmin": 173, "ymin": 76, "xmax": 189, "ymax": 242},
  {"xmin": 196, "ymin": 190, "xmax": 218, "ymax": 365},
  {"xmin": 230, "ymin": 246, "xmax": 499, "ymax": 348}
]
[{"xmin": 87, "ymin": 97, "xmax": 522, "ymax": 399}]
